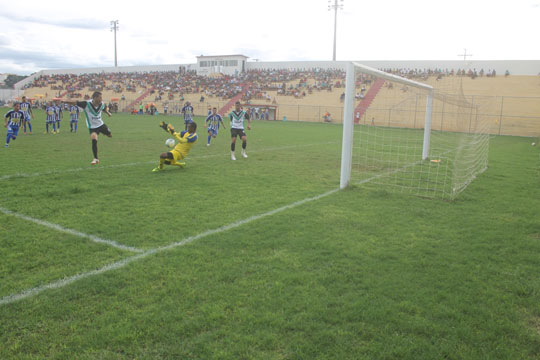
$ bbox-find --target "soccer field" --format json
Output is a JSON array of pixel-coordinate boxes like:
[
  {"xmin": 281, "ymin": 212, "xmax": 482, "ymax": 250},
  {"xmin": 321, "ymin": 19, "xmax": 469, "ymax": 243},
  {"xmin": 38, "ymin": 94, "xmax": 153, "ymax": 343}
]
[{"xmin": 1, "ymin": 111, "xmax": 539, "ymax": 359}]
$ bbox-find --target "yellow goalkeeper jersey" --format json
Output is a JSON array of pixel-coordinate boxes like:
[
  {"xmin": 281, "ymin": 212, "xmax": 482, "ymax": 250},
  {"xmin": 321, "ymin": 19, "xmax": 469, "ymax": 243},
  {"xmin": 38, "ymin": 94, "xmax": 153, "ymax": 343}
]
[{"xmin": 173, "ymin": 130, "xmax": 198, "ymax": 157}]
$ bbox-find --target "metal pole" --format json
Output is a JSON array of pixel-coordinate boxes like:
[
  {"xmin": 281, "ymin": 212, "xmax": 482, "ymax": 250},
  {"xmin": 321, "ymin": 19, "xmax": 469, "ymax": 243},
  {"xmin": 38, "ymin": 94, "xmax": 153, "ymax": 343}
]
[
  {"xmin": 422, "ymin": 91, "xmax": 434, "ymax": 160},
  {"xmin": 329, "ymin": 0, "xmax": 343, "ymax": 61},
  {"xmin": 413, "ymin": 94, "xmax": 418, "ymax": 128},
  {"xmin": 440, "ymin": 100, "xmax": 445, "ymax": 131},
  {"xmin": 333, "ymin": 2, "xmax": 337, "ymax": 61},
  {"xmin": 468, "ymin": 95, "xmax": 475, "ymax": 134},
  {"xmin": 340, "ymin": 62, "xmax": 355, "ymax": 189},
  {"xmin": 114, "ymin": 27, "xmax": 117, "ymax": 67},
  {"xmin": 110, "ymin": 20, "xmax": 119, "ymax": 68},
  {"xmin": 498, "ymin": 96, "xmax": 504, "ymax": 135}
]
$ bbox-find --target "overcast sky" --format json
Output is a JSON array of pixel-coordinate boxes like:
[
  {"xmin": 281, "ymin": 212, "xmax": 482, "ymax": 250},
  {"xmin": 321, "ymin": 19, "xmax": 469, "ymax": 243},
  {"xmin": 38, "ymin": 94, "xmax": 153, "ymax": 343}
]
[{"xmin": 1, "ymin": 0, "xmax": 539, "ymax": 75}]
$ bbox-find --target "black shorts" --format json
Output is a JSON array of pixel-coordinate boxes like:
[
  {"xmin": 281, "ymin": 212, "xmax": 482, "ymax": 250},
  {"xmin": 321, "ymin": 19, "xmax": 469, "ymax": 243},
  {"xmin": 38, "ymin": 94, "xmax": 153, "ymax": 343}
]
[
  {"xmin": 90, "ymin": 123, "xmax": 111, "ymax": 136},
  {"xmin": 230, "ymin": 128, "xmax": 246, "ymax": 138}
]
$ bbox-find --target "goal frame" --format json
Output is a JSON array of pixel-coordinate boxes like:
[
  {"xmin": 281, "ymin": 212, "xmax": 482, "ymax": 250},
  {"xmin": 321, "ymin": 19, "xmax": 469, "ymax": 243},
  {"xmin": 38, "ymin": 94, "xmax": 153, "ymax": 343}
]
[{"xmin": 340, "ymin": 62, "xmax": 434, "ymax": 189}]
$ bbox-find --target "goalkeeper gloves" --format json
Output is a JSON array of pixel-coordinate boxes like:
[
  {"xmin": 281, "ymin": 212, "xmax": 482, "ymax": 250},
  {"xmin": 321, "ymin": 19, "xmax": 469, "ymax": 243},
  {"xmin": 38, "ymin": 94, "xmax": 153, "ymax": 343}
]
[{"xmin": 159, "ymin": 121, "xmax": 175, "ymax": 134}]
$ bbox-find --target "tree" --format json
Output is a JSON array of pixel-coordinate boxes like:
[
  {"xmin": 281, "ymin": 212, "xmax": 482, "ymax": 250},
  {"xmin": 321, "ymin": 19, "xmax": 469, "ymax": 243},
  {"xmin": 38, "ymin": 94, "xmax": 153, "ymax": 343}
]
[{"xmin": 1, "ymin": 74, "xmax": 26, "ymax": 89}]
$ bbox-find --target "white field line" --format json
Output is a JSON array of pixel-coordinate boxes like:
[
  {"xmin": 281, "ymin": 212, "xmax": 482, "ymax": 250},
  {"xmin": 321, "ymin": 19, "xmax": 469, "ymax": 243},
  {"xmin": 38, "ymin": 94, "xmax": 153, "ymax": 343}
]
[
  {"xmin": 0, "ymin": 159, "xmax": 415, "ymax": 307},
  {"xmin": 0, "ymin": 187, "xmax": 342, "ymax": 306},
  {"xmin": 0, "ymin": 141, "xmax": 339, "ymax": 181},
  {"xmin": 0, "ymin": 207, "xmax": 143, "ymax": 253}
]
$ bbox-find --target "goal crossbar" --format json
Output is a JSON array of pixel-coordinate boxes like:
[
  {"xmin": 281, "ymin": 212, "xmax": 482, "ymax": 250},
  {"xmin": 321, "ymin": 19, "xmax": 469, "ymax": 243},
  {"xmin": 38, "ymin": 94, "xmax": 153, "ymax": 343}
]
[{"xmin": 351, "ymin": 62, "xmax": 433, "ymax": 91}]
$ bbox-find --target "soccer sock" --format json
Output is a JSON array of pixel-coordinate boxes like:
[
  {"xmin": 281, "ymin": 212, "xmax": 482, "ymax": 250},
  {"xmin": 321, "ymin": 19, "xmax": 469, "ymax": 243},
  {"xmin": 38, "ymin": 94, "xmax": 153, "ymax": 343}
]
[
  {"xmin": 207, "ymin": 135, "xmax": 211, "ymax": 144},
  {"xmin": 6, "ymin": 134, "xmax": 11, "ymax": 144},
  {"xmin": 231, "ymin": 142, "xmax": 235, "ymax": 152},
  {"xmin": 159, "ymin": 158, "xmax": 165, "ymax": 169},
  {"xmin": 24, "ymin": 123, "xmax": 27, "ymax": 132},
  {"xmin": 52, "ymin": 123, "xmax": 56, "ymax": 132},
  {"xmin": 46, "ymin": 123, "xmax": 49, "ymax": 132},
  {"xmin": 57, "ymin": 121, "xmax": 60, "ymax": 129},
  {"xmin": 92, "ymin": 139, "xmax": 98, "ymax": 159},
  {"xmin": 28, "ymin": 122, "xmax": 32, "ymax": 132},
  {"xmin": 242, "ymin": 141, "xmax": 247, "ymax": 149}
]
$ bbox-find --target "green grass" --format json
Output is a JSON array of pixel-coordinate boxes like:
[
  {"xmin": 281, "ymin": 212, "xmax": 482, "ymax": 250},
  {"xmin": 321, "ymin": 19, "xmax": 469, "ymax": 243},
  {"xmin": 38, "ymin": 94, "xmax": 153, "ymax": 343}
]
[{"xmin": 0, "ymin": 111, "xmax": 539, "ymax": 359}]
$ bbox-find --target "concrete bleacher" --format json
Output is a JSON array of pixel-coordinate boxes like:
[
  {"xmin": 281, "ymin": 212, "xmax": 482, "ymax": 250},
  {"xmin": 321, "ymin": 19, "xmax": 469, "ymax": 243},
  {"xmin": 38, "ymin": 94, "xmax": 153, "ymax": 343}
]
[
  {"xmin": 354, "ymin": 75, "xmax": 540, "ymax": 137},
  {"xmin": 20, "ymin": 71, "xmax": 540, "ymax": 136}
]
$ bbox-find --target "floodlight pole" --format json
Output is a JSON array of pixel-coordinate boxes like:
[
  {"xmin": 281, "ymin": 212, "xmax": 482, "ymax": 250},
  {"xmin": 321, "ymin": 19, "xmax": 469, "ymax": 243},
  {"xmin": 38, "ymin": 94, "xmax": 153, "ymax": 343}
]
[
  {"xmin": 329, "ymin": 0, "xmax": 343, "ymax": 61},
  {"xmin": 110, "ymin": 20, "xmax": 119, "ymax": 67}
]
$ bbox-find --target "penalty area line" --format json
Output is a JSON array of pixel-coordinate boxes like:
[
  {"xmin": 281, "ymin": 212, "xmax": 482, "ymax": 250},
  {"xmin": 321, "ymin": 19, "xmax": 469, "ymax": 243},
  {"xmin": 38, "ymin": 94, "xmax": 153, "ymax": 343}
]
[
  {"xmin": 0, "ymin": 207, "xmax": 143, "ymax": 254},
  {"xmin": 0, "ymin": 187, "xmax": 340, "ymax": 306}
]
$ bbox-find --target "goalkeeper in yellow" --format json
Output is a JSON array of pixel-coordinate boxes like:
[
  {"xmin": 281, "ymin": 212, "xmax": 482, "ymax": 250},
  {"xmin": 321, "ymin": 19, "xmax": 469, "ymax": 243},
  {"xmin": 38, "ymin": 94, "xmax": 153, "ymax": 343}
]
[{"xmin": 153, "ymin": 121, "xmax": 198, "ymax": 172}]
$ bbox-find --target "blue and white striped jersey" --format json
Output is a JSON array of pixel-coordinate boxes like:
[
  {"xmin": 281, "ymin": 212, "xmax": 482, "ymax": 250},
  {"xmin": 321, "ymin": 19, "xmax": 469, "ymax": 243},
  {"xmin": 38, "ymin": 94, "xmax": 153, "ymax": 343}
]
[
  {"xmin": 4, "ymin": 110, "xmax": 25, "ymax": 127},
  {"xmin": 69, "ymin": 105, "xmax": 80, "ymax": 121},
  {"xmin": 54, "ymin": 105, "xmax": 62, "ymax": 119},
  {"xmin": 19, "ymin": 102, "xmax": 31, "ymax": 117},
  {"xmin": 205, "ymin": 113, "xmax": 223, "ymax": 132},
  {"xmin": 181, "ymin": 105, "xmax": 194, "ymax": 121},
  {"xmin": 46, "ymin": 106, "xmax": 56, "ymax": 122}
]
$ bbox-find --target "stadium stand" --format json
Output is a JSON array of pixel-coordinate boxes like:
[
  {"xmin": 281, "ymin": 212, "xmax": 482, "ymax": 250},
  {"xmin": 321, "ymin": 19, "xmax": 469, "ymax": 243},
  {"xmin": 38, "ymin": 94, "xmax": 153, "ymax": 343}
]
[{"xmin": 18, "ymin": 67, "xmax": 540, "ymax": 136}]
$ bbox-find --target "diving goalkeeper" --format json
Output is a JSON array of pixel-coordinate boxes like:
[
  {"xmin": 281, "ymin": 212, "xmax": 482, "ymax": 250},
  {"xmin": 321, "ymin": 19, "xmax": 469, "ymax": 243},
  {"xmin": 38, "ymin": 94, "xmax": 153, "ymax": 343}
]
[{"xmin": 153, "ymin": 121, "xmax": 198, "ymax": 172}]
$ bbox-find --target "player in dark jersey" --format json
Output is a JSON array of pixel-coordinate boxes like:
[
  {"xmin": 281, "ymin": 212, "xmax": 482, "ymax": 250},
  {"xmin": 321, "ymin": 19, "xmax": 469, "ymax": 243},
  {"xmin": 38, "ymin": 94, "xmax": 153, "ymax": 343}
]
[
  {"xmin": 20, "ymin": 96, "xmax": 33, "ymax": 134},
  {"xmin": 204, "ymin": 107, "xmax": 226, "ymax": 146},
  {"xmin": 69, "ymin": 104, "xmax": 80, "ymax": 133},
  {"xmin": 181, "ymin": 101, "xmax": 194, "ymax": 130},
  {"xmin": 54, "ymin": 101, "xmax": 63, "ymax": 132},
  {"xmin": 4, "ymin": 102, "xmax": 25, "ymax": 147},
  {"xmin": 45, "ymin": 102, "xmax": 56, "ymax": 134}
]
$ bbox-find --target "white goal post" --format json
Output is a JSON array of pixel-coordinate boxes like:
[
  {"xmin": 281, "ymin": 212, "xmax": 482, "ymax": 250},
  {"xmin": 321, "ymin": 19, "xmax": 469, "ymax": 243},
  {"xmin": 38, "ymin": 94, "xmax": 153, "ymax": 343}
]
[
  {"xmin": 339, "ymin": 61, "xmax": 490, "ymax": 199},
  {"xmin": 340, "ymin": 62, "xmax": 434, "ymax": 189}
]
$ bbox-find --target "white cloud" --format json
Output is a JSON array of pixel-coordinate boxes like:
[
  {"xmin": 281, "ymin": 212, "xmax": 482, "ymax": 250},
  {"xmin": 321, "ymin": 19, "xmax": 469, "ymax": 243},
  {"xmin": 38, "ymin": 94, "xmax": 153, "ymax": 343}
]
[{"xmin": 0, "ymin": 0, "xmax": 538, "ymax": 75}]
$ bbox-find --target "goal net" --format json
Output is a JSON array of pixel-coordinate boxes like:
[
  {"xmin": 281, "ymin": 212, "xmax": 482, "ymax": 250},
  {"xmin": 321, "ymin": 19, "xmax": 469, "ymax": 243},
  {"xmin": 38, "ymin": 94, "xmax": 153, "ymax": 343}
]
[{"xmin": 340, "ymin": 62, "xmax": 491, "ymax": 199}]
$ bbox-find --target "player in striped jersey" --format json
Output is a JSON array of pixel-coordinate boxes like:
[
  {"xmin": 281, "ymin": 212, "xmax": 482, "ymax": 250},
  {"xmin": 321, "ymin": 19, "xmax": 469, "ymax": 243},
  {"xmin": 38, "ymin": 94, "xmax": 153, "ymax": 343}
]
[
  {"xmin": 204, "ymin": 107, "xmax": 226, "ymax": 146},
  {"xmin": 228, "ymin": 101, "xmax": 251, "ymax": 160},
  {"xmin": 45, "ymin": 102, "xmax": 57, "ymax": 134},
  {"xmin": 64, "ymin": 91, "xmax": 112, "ymax": 165},
  {"xmin": 54, "ymin": 101, "xmax": 63, "ymax": 132},
  {"xmin": 20, "ymin": 96, "xmax": 33, "ymax": 134},
  {"xmin": 181, "ymin": 101, "xmax": 194, "ymax": 130},
  {"xmin": 69, "ymin": 104, "xmax": 80, "ymax": 133},
  {"xmin": 4, "ymin": 102, "xmax": 25, "ymax": 147}
]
